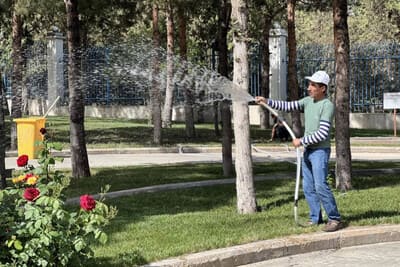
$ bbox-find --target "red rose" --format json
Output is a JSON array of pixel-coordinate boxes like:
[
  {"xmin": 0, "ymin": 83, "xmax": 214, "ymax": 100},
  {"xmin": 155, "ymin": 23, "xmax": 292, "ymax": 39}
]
[
  {"xmin": 80, "ymin": 195, "xmax": 96, "ymax": 211},
  {"xmin": 23, "ymin": 188, "xmax": 40, "ymax": 202},
  {"xmin": 17, "ymin": 155, "xmax": 29, "ymax": 167},
  {"xmin": 39, "ymin": 128, "xmax": 47, "ymax": 135},
  {"xmin": 25, "ymin": 173, "xmax": 34, "ymax": 179}
]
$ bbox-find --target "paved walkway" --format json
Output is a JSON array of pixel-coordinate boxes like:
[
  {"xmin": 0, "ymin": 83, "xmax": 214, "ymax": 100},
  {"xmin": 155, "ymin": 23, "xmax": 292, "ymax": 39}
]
[
  {"xmin": 241, "ymin": 240, "xmax": 400, "ymax": 267},
  {"xmin": 5, "ymin": 140, "xmax": 400, "ymax": 267},
  {"xmin": 5, "ymin": 143, "xmax": 400, "ymax": 169}
]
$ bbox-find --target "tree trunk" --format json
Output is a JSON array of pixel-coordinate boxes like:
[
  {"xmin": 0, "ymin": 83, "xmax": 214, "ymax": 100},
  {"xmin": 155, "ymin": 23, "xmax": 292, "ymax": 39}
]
[
  {"xmin": 231, "ymin": 0, "xmax": 257, "ymax": 214},
  {"xmin": 11, "ymin": 6, "xmax": 23, "ymax": 150},
  {"xmin": 260, "ymin": 17, "xmax": 272, "ymax": 129},
  {"xmin": 80, "ymin": 22, "xmax": 89, "ymax": 48},
  {"xmin": 65, "ymin": 0, "xmax": 91, "ymax": 178},
  {"xmin": 162, "ymin": 1, "xmax": 174, "ymax": 128},
  {"xmin": 213, "ymin": 102, "xmax": 220, "ymax": 137},
  {"xmin": 178, "ymin": 6, "xmax": 196, "ymax": 138},
  {"xmin": 151, "ymin": 3, "xmax": 162, "ymax": 145},
  {"xmin": 287, "ymin": 0, "xmax": 302, "ymax": 137},
  {"xmin": 0, "ymin": 71, "xmax": 6, "ymax": 189},
  {"xmin": 21, "ymin": 45, "xmax": 29, "ymax": 116},
  {"xmin": 221, "ymin": 100, "xmax": 233, "ymax": 176},
  {"xmin": 218, "ymin": 0, "xmax": 233, "ymax": 177},
  {"xmin": 333, "ymin": 0, "xmax": 352, "ymax": 191}
]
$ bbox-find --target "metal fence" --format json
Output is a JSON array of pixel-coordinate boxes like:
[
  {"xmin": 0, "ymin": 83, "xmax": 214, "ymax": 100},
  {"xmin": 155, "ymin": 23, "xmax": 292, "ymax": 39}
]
[
  {"xmin": 1, "ymin": 42, "xmax": 399, "ymax": 113},
  {"xmin": 81, "ymin": 47, "xmax": 147, "ymax": 105},
  {"xmin": 296, "ymin": 42, "xmax": 400, "ymax": 112}
]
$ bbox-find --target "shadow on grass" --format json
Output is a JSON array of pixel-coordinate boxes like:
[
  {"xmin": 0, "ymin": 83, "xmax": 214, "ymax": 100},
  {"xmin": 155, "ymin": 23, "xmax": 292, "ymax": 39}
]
[
  {"xmin": 66, "ymin": 163, "xmax": 229, "ymax": 196},
  {"xmin": 66, "ymin": 162, "xmax": 297, "ymax": 197},
  {"xmin": 107, "ymin": 184, "xmax": 239, "ymax": 219},
  {"xmin": 352, "ymin": 174, "xmax": 400, "ymax": 190},
  {"xmin": 261, "ymin": 194, "xmax": 298, "ymax": 211},
  {"xmin": 91, "ymin": 179, "xmax": 294, "ymax": 266},
  {"xmin": 48, "ymin": 124, "xmax": 226, "ymax": 147},
  {"xmin": 95, "ymin": 174, "xmax": 400, "ymax": 222},
  {"xmin": 87, "ymin": 250, "xmax": 147, "ymax": 267},
  {"xmin": 44, "ymin": 116, "xmax": 274, "ymax": 147},
  {"xmin": 99, "ymin": 178, "xmax": 297, "ymax": 221},
  {"xmin": 344, "ymin": 210, "xmax": 400, "ymax": 224}
]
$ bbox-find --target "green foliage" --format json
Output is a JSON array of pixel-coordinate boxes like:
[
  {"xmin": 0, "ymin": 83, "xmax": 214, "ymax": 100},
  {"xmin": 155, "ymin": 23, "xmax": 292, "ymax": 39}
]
[
  {"xmin": 248, "ymin": 0, "xmax": 286, "ymax": 40},
  {"xmin": 296, "ymin": 0, "xmax": 400, "ymax": 44},
  {"xmin": 0, "ymin": 129, "xmax": 117, "ymax": 266}
]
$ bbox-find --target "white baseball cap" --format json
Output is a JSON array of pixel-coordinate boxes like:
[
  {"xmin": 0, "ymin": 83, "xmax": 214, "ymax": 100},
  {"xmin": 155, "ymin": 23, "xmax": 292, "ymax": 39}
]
[{"xmin": 305, "ymin": 71, "xmax": 330, "ymax": 86}]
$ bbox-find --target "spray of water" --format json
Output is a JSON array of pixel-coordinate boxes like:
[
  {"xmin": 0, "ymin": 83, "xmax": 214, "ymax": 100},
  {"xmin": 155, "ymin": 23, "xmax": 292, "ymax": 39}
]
[
  {"xmin": 105, "ymin": 40, "xmax": 255, "ymax": 105},
  {"xmin": 2, "ymin": 39, "xmax": 256, "ymax": 113}
]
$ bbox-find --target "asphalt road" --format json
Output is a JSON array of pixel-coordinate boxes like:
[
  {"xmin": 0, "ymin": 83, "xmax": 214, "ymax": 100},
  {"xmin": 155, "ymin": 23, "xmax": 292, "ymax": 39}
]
[{"xmin": 5, "ymin": 146, "xmax": 400, "ymax": 169}]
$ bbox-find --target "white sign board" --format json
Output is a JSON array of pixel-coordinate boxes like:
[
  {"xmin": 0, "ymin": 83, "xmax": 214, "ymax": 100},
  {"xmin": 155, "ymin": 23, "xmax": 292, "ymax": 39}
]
[{"xmin": 383, "ymin": 92, "xmax": 400, "ymax": 109}]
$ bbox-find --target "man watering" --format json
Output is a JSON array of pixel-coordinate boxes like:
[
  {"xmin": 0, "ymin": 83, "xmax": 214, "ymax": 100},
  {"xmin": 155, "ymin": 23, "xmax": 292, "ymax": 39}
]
[{"xmin": 255, "ymin": 70, "xmax": 343, "ymax": 232}]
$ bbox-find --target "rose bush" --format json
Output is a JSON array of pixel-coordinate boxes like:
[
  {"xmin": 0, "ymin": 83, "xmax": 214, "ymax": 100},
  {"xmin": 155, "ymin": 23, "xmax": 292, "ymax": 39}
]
[{"xmin": 0, "ymin": 128, "xmax": 117, "ymax": 266}]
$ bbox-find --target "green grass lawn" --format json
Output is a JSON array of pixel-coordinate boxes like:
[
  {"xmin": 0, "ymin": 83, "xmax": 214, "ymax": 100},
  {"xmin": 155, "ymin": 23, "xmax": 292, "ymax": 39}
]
[
  {"xmin": 44, "ymin": 116, "xmax": 245, "ymax": 148},
  {"xmin": 4, "ymin": 116, "xmax": 396, "ymax": 150},
  {"xmin": 85, "ymin": 172, "xmax": 400, "ymax": 266},
  {"xmin": 65, "ymin": 162, "xmax": 296, "ymax": 197},
  {"xmin": 63, "ymin": 161, "xmax": 400, "ymax": 197},
  {"xmin": 56, "ymin": 161, "xmax": 400, "ymax": 266},
  {"xmin": 15, "ymin": 116, "xmax": 395, "ymax": 149}
]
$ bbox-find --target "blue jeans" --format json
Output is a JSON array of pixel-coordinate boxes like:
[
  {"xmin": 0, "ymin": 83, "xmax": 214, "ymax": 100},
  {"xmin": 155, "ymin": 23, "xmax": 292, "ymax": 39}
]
[{"xmin": 302, "ymin": 148, "xmax": 341, "ymax": 223}]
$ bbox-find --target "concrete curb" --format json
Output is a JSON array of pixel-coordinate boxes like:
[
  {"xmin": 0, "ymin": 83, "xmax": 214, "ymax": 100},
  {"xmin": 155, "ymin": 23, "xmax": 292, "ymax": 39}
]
[{"xmin": 145, "ymin": 225, "xmax": 400, "ymax": 267}]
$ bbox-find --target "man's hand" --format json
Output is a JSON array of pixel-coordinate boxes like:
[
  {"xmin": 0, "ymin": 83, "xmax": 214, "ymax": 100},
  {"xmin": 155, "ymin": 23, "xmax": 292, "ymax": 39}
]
[
  {"xmin": 292, "ymin": 138, "xmax": 302, "ymax": 148},
  {"xmin": 255, "ymin": 96, "xmax": 267, "ymax": 104}
]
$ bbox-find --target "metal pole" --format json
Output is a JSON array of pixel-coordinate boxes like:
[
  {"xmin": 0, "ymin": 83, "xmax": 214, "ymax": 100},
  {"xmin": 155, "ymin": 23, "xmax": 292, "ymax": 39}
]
[{"xmin": 394, "ymin": 109, "xmax": 397, "ymax": 137}]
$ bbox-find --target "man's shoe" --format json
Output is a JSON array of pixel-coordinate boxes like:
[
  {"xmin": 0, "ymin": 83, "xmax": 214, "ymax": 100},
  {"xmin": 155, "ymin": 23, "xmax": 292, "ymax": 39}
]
[
  {"xmin": 323, "ymin": 220, "xmax": 343, "ymax": 232},
  {"xmin": 304, "ymin": 220, "xmax": 323, "ymax": 227}
]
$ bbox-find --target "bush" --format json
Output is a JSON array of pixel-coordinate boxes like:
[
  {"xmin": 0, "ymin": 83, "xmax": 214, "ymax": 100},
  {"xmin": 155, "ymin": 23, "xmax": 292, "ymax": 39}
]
[{"xmin": 0, "ymin": 128, "xmax": 117, "ymax": 266}]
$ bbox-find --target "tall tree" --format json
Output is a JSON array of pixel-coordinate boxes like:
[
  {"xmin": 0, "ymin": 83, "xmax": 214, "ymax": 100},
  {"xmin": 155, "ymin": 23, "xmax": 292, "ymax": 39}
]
[
  {"xmin": 218, "ymin": 0, "xmax": 233, "ymax": 177},
  {"xmin": 64, "ymin": 0, "xmax": 90, "ymax": 178},
  {"xmin": 231, "ymin": 0, "xmax": 257, "ymax": 214},
  {"xmin": 259, "ymin": 16, "xmax": 273, "ymax": 130},
  {"xmin": 0, "ymin": 70, "xmax": 6, "ymax": 189},
  {"xmin": 250, "ymin": 0, "xmax": 286, "ymax": 129},
  {"xmin": 10, "ymin": 0, "xmax": 23, "ymax": 150},
  {"xmin": 177, "ymin": 5, "xmax": 196, "ymax": 138},
  {"xmin": 287, "ymin": 0, "xmax": 302, "ymax": 137},
  {"xmin": 151, "ymin": 2, "xmax": 162, "ymax": 145},
  {"xmin": 333, "ymin": 0, "xmax": 352, "ymax": 190},
  {"xmin": 78, "ymin": 0, "xmax": 139, "ymax": 46},
  {"xmin": 162, "ymin": 0, "xmax": 175, "ymax": 128},
  {"xmin": 387, "ymin": 0, "xmax": 400, "ymax": 38}
]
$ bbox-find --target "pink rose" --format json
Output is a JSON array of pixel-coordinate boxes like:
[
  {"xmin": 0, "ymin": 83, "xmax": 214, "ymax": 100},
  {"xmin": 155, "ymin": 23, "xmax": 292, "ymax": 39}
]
[
  {"xmin": 80, "ymin": 195, "xmax": 96, "ymax": 211},
  {"xmin": 17, "ymin": 155, "xmax": 29, "ymax": 167},
  {"xmin": 23, "ymin": 188, "xmax": 40, "ymax": 202}
]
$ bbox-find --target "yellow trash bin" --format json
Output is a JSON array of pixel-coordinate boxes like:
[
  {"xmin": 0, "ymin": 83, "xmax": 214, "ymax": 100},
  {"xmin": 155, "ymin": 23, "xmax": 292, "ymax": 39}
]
[{"xmin": 14, "ymin": 117, "xmax": 46, "ymax": 159}]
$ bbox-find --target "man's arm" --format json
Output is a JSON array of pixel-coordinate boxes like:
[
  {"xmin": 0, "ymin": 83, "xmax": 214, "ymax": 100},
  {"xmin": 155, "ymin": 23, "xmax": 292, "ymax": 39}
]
[
  {"xmin": 300, "ymin": 120, "xmax": 331, "ymax": 146},
  {"xmin": 255, "ymin": 96, "xmax": 303, "ymax": 112},
  {"xmin": 292, "ymin": 120, "xmax": 331, "ymax": 148}
]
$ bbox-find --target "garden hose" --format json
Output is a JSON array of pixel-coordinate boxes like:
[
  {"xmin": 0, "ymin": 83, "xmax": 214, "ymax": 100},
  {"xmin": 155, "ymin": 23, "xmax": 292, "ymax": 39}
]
[{"xmin": 259, "ymin": 102, "xmax": 302, "ymax": 225}]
